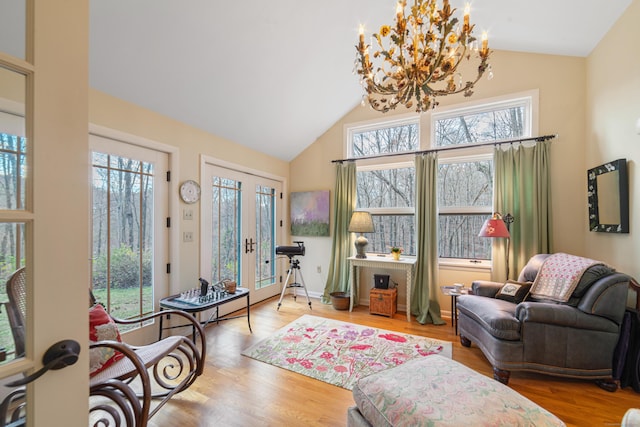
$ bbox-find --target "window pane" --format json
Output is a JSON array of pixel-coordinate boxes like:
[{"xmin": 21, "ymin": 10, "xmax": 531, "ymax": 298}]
[
  {"xmin": 0, "ymin": 1, "xmax": 26, "ymax": 60},
  {"xmin": 357, "ymin": 167, "xmax": 415, "ymax": 208},
  {"xmin": 435, "ymin": 105, "xmax": 525, "ymax": 147},
  {"xmin": 368, "ymin": 215, "xmax": 415, "ymax": 256},
  {"xmin": 438, "ymin": 214, "xmax": 491, "ymax": 259},
  {"xmin": 92, "ymin": 153, "xmax": 155, "ymax": 322},
  {"xmin": 211, "ymin": 178, "xmax": 241, "ymax": 284},
  {"xmin": 0, "ymin": 134, "xmax": 26, "ymax": 210},
  {"xmin": 255, "ymin": 185, "xmax": 275, "ymax": 289},
  {"xmin": 0, "ymin": 222, "xmax": 26, "ymax": 361},
  {"xmin": 438, "ymin": 161, "xmax": 492, "ymax": 208},
  {"xmin": 352, "ymin": 122, "xmax": 418, "ymax": 157}
]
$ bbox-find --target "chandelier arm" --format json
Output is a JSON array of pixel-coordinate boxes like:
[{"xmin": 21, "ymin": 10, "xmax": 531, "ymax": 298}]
[{"xmin": 426, "ymin": 58, "xmax": 489, "ymax": 97}]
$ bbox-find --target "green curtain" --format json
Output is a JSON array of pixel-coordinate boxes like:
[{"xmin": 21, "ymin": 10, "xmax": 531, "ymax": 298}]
[
  {"xmin": 411, "ymin": 153, "xmax": 445, "ymax": 325},
  {"xmin": 493, "ymin": 141, "xmax": 553, "ymax": 281},
  {"xmin": 321, "ymin": 161, "xmax": 357, "ymax": 304}
]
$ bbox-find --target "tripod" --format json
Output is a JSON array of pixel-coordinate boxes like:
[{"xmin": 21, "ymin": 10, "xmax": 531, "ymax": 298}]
[{"xmin": 277, "ymin": 257, "xmax": 312, "ymax": 310}]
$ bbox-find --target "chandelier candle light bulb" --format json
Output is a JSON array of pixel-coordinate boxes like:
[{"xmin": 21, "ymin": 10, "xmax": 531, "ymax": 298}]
[
  {"xmin": 463, "ymin": 3, "xmax": 470, "ymax": 31},
  {"xmin": 355, "ymin": 0, "xmax": 491, "ymax": 113}
]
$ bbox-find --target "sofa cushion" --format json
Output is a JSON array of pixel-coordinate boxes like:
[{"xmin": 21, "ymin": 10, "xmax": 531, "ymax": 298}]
[
  {"xmin": 495, "ymin": 280, "xmax": 532, "ymax": 304},
  {"xmin": 456, "ymin": 295, "xmax": 521, "ymax": 340},
  {"xmin": 351, "ymin": 355, "xmax": 565, "ymax": 427}
]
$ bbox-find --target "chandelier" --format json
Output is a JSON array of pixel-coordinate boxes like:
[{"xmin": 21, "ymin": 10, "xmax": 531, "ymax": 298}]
[{"xmin": 355, "ymin": 0, "xmax": 492, "ymax": 113}]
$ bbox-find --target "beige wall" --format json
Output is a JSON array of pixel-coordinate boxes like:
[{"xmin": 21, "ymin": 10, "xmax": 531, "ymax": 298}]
[
  {"xmin": 585, "ymin": 0, "xmax": 640, "ymax": 278},
  {"xmin": 291, "ymin": 49, "xmax": 588, "ymax": 314},
  {"xmin": 89, "ymin": 89, "xmax": 290, "ymax": 292}
]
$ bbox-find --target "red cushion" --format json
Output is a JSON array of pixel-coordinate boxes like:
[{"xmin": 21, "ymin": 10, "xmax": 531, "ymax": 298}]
[{"xmin": 89, "ymin": 304, "xmax": 124, "ymax": 377}]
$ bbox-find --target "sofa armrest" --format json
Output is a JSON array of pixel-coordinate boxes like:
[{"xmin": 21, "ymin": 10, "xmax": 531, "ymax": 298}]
[
  {"xmin": 471, "ymin": 280, "xmax": 504, "ymax": 298},
  {"xmin": 515, "ymin": 302, "xmax": 618, "ymax": 332},
  {"xmin": 578, "ymin": 273, "xmax": 630, "ymax": 323}
]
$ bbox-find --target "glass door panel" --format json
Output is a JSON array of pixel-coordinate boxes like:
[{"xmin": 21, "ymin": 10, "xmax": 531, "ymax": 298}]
[
  {"xmin": 255, "ymin": 184, "xmax": 276, "ymax": 290},
  {"xmin": 202, "ymin": 164, "xmax": 282, "ymax": 306},
  {"xmin": 210, "ymin": 177, "xmax": 241, "ymax": 284},
  {"xmin": 90, "ymin": 135, "xmax": 169, "ymax": 339}
]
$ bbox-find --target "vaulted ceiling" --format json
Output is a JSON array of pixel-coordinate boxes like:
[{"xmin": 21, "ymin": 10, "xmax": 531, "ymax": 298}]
[{"xmin": 89, "ymin": 1, "xmax": 632, "ymax": 161}]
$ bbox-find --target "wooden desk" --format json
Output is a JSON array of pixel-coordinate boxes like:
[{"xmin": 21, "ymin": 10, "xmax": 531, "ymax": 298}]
[{"xmin": 348, "ymin": 255, "xmax": 417, "ymax": 322}]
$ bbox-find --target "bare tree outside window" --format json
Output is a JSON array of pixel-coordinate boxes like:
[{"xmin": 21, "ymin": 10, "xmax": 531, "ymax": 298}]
[
  {"xmin": 92, "ymin": 152, "xmax": 155, "ymax": 321},
  {"xmin": 352, "ymin": 122, "xmax": 418, "ymax": 157},
  {"xmin": 211, "ymin": 177, "xmax": 241, "ymax": 284},
  {"xmin": 435, "ymin": 106, "xmax": 525, "ymax": 146},
  {"xmin": 353, "ymin": 121, "xmax": 418, "ymax": 255},
  {"xmin": 435, "ymin": 104, "xmax": 526, "ymax": 260},
  {"xmin": 438, "ymin": 161, "xmax": 493, "ymax": 259},
  {"xmin": 0, "ymin": 133, "xmax": 27, "ymax": 358},
  {"xmin": 255, "ymin": 185, "xmax": 276, "ymax": 289},
  {"xmin": 357, "ymin": 167, "xmax": 415, "ymax": 254}
]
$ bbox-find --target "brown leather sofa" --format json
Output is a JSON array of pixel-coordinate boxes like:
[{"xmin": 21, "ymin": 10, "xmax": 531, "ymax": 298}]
[{"xmin": 456, "ymin": 253, "xmax": 631, "ymax": 389}]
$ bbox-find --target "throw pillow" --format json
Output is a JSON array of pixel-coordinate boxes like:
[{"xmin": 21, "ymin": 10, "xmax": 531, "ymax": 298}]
[
  {"xmin": 89, "ymin": 303, "xmax": 124, "ymax": 377},
  {"xmin": 495, "ymin": 280, "xmax": 532, "ymax": 304}
]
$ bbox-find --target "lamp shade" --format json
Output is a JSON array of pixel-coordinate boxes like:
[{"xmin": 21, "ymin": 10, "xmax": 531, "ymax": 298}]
[
  {"xmin": 478, "ymin": 213, "xmax": 510, "ymax": 238},
  {"xmin": 348, "ymin": 211, "xmax": 375, "ymax": 233}
]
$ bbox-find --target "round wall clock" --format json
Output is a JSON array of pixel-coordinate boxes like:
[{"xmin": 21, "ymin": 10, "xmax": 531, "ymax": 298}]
[{"xmin": 180, "ymin": 180, "xmax": 201, "ymax": 204}]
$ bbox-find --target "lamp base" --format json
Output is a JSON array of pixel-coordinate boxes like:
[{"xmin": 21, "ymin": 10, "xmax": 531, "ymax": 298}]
[{"xmin": 354, "ymin": 235, "xmax": 368, "ymax": 259}]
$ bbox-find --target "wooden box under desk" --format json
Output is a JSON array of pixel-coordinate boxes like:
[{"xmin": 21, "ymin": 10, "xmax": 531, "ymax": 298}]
[{"xmin": 369, "ymin": 287, "xmax": 397, "ymax": 317}]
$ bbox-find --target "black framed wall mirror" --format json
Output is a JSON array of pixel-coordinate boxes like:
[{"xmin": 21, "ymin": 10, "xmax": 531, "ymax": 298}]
[{"xmin": 587, "ymin": 158, "xmax": 629, "ymax": 233}]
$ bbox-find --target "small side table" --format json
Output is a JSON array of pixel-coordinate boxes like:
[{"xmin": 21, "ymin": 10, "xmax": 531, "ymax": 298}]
[{"xmin": 440, "ymin": 286, "xmax": 469, "ymax": 335}]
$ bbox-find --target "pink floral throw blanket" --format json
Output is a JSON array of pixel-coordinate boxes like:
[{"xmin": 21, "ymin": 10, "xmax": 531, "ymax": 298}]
[{"xmin": 530, "ymin": 253, "xmax": 605, "ymax": 302}]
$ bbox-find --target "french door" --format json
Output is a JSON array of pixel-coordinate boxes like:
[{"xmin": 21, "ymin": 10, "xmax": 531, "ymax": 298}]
[
  {"xmin": 89, "ymin": 134, "xmax": 169, "ymax": 342},
  {"xmin": 201, "ymin": 163, "xmax": 283, "ymax": 307}
]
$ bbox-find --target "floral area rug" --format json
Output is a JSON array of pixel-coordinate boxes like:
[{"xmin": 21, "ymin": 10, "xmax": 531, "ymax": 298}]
[{"xmin": 241, "ymin": 314, "xmax": 452, "ymax": 390}]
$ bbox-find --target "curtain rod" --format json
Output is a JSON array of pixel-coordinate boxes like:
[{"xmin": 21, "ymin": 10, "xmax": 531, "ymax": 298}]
[{"xmin": 331, "ymin": 134, "xmax": 557, "ymax": 163}]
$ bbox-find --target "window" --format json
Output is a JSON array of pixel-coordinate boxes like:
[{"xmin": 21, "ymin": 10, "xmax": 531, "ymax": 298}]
[
  {"xmin": 90, "ymin": 134, "xmax": 169, "ymax": 326},
  {"xmin": 349, "ymin": 118, "xmax": 417, "ymax": 254},
  {"xmin": 347, "ymin": 93, "xmax": 534, "ymax": 264},
  {"xmin": 434, "ymin": 98, "xmax": 531, "ymax": 261},
  {"xmin": 91, "ymin": 152, "xmax": 155, "ymax": 321},
  {"xmin": 437, "ymin": 158, "xmax": 493, "ymax": 260},
  {"xmin": 0, "ymin": 133, "xmax": 27, "ymax": 358}
]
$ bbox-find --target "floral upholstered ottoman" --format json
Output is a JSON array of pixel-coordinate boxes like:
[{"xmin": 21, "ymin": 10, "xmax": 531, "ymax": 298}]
[{"xmin": 348, "ymin": 355, "xmax": 565, "ymax": 427}]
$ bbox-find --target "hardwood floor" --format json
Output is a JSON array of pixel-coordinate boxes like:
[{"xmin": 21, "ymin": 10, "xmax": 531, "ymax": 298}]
[{"xmin": 150, "ymin": 296, "xmax": 638, "ymax": 426}]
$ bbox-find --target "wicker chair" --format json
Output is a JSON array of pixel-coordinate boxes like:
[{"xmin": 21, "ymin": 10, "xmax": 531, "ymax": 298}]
[
  {"xmin": 0, "ymin": 267, "xmax": 27, "ymax": 426},
  {"xmin": 89, "ymin": 292, "xmax": 207, "ymax": 427},
  {"xmin": 4, "ymin": 267, "xmax": 26, "ymax": 359}
]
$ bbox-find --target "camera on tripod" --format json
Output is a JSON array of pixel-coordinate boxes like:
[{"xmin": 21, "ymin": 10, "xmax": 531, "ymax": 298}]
[{"xmin": 275, "ymin": 241, "xmax": 305, "ymax": 258}]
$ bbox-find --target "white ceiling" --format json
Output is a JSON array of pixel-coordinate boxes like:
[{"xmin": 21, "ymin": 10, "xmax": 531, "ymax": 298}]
[{"xmin": 89, "ymin": 1, "xmax": 631, "ymax": 161}]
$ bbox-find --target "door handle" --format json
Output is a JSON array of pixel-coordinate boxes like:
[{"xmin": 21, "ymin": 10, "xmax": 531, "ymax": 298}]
[
  {"xmin": 6, "ymin": 339, "xmax": 80, "ymax": 387},
  {"xmin": 245, "ymin": 238, "xmax": 256, "ymax": 254}
]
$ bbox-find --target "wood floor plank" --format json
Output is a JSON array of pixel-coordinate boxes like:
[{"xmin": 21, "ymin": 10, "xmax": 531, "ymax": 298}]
[{"xmin": 149, "ymin": 296, "xmax": 639, "ymax": 426}]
